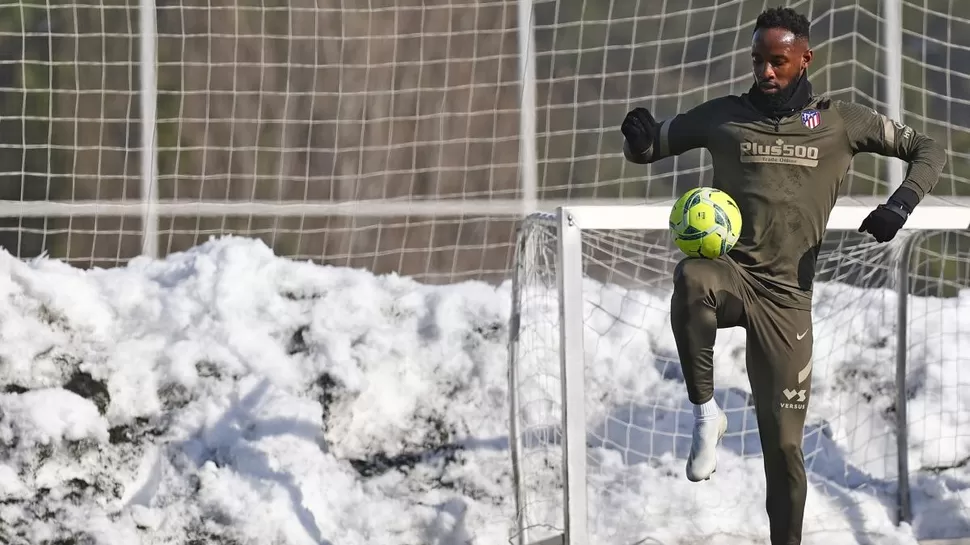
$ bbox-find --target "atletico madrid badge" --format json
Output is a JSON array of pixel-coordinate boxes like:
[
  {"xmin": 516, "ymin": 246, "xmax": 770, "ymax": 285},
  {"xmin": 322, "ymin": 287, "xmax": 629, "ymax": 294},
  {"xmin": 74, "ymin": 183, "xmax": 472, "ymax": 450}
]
[{"xmin": 801, "ymin": 109, "xmax": 821, "ymax": 129}]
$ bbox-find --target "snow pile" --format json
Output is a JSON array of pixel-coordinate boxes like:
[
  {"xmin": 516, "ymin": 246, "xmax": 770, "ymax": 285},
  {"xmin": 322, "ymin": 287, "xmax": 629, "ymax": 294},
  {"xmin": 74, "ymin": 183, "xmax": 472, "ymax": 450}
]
[{"xmin": 0, "ymin": 236, "xmax": 966, "ymax": 545}]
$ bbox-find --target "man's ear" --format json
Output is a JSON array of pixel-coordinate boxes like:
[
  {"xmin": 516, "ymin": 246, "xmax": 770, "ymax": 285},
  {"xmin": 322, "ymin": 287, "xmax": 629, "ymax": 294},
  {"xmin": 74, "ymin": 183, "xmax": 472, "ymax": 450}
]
[{"xmin": 802, "ymin": 48, "xmax": 814, "ymax": 70}]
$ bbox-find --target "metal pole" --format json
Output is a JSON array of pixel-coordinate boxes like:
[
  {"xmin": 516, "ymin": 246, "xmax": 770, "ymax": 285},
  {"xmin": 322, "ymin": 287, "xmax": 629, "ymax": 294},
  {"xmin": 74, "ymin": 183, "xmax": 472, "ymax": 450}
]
[
  {"xmin": 516, "ymin": 0, "xmax": 538, "ymax": 214},
  {"xmin": 139, "ymin": 0, "xmax": 159, "ymax": 258},
  {"xmin": 884, "ymin": 0, "xmax": 904, "ymax": 194},
  {"xmin": 557, "ymin": 208, "xmax": 589, "ymax": 545},
  {"xmin": 895, "ymin": 233, "xmax": 918, "ymax": 525}
]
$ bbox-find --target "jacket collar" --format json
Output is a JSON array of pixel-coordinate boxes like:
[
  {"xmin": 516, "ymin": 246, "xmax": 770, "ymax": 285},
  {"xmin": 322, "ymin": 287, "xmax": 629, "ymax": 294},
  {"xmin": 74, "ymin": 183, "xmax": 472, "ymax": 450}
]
[{"xmin": 743, "ymin": 72, "xmax": 815, "ymax": 118}]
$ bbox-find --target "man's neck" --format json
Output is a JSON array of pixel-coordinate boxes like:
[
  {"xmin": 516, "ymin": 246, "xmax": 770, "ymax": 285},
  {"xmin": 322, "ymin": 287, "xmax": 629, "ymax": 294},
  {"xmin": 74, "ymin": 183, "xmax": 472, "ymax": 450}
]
[{"xmin": 747, "ymin": 72, "xmax": 814, "ymax": 118}]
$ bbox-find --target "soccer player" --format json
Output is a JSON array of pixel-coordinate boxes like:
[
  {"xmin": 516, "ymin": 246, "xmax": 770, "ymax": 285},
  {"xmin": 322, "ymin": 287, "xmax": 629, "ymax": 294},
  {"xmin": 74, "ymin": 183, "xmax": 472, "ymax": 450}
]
[{"xmin": 620, "ymin": 6, "xmax": 946, "ymax": 545}]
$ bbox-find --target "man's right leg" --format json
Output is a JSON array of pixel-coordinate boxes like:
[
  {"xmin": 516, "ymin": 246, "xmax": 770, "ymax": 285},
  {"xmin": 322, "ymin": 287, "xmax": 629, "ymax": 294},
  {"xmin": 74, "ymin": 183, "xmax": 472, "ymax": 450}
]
[{"xmin": 669, "ymin": 257, "xmax": 746, "ymax": 481}]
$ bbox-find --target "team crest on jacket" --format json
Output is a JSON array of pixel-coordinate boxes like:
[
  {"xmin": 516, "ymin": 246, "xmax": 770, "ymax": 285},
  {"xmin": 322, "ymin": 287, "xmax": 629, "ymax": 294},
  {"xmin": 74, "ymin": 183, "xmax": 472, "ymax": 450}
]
[{"xmin": 801, "ymin": 109, "xmax": 821, "ymax": 129}]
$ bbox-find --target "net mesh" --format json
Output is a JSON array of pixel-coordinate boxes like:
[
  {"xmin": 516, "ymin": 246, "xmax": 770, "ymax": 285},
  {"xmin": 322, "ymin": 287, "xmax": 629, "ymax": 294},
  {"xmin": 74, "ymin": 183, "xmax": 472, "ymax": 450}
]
[
  {"xmin": 510, "ymin": 218, "xmax": 970, "ymax": 545},
  {"xmin": 0, "ymin": 1, "xmax": 965, "ymax": 285}
]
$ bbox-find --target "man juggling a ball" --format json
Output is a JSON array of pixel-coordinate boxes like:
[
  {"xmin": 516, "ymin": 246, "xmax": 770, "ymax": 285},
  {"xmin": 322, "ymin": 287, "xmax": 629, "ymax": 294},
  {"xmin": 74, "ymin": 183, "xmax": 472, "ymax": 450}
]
[{"xmin": 620, "ymin": 6, "xmax": 946, "ymax": 545}]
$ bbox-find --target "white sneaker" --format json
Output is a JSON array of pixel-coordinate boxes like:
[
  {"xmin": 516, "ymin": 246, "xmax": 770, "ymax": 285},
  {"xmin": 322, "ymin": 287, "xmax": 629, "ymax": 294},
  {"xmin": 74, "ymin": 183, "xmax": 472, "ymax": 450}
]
[{"xmin": 685, "ymin": 410, "xmax": 728, "ymax": 482}]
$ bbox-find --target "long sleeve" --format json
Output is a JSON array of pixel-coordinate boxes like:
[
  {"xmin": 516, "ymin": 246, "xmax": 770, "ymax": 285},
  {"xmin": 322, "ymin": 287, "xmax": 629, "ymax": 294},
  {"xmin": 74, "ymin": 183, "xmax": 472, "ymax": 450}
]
[
  {"xmin": 623, "ymin": 98, "xmax": 725, "ymax": 164},
  {"xmin": 835, "ymin": 100, "xmax": 947, "ymax": 204}
]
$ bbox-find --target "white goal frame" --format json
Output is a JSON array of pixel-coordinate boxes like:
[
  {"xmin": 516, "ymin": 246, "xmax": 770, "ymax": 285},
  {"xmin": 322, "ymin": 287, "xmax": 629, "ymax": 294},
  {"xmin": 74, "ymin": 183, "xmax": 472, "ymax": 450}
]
[{"xmin": 506, "ymin": 198, "xmax": 970, "ymax": 545}]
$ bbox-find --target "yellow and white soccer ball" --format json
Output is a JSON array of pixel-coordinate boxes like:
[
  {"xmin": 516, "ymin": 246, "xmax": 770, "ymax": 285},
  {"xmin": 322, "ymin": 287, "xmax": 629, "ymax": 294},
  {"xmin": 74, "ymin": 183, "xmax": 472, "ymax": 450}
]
[{"xmin": 669, "ymin": 187, "xmax": 742, "ymax": 259}]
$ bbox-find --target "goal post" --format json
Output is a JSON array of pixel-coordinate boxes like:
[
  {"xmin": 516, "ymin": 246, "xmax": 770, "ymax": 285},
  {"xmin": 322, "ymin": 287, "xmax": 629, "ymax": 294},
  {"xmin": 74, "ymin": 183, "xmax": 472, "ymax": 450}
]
[{"xmin": 507, "ymin": 200, "xmax": 970, "ymax": 545}]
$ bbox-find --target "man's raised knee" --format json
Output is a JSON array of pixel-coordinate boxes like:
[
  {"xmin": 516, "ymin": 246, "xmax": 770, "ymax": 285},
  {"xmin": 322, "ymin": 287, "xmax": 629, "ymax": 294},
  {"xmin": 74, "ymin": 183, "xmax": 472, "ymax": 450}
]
[{"xmin": 673, "ymin": 257, "xmax": 725, "ymax": 300}]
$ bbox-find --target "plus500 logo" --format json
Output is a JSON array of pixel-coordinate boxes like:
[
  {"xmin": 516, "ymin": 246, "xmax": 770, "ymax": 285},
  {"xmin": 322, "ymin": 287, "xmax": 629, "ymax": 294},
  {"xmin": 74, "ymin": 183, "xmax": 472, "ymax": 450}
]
[{"xmin": 740, "ymin": 141, "xmax": 819, "ymax": 159}]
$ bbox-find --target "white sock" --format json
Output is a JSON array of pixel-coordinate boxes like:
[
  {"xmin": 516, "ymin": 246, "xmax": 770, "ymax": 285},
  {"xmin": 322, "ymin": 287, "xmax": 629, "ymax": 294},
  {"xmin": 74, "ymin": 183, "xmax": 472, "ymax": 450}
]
[{"xmin": 692, "ymin": 397, "xmax": 719, "ymax": 422}]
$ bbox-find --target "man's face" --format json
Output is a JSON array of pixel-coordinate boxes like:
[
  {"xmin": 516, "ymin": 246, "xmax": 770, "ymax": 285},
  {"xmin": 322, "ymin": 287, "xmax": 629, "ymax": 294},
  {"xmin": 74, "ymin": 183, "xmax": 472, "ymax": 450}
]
[{"xmin": 751, "ymin": 27, "xmax": 812, "ymax": 94}]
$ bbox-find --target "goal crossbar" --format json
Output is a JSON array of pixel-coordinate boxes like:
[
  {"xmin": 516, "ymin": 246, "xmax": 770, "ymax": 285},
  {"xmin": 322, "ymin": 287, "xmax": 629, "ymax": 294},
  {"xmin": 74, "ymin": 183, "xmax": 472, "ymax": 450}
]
[
  {"xmin": 1, "ymin": 196, "xmax": 968, "ymax": 222},
  {"xmin": 558, "ymin": 199, "xmax": 970, "ymax": 231}
]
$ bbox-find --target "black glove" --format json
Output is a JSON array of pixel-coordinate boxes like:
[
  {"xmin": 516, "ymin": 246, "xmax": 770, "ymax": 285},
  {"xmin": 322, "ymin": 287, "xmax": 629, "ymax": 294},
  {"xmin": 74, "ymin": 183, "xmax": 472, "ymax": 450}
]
[
  {"xmin": 858, "ymin": 201, "xmax": 909, "ymax": 242},
  {"xmin": 859, "ymin": 187, "xmax": 921, "ymax": 243},
  {"xmin": 620, "ymin": 107, "xmax": 657, "ymax": 156}
]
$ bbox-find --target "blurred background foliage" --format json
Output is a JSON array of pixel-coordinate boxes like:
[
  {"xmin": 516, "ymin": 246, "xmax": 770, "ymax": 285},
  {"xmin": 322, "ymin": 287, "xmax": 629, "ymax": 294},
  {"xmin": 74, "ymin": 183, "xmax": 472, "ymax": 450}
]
[{"xmin": 0, "ymin": 0, "xmax": 967, "ymax": 293}]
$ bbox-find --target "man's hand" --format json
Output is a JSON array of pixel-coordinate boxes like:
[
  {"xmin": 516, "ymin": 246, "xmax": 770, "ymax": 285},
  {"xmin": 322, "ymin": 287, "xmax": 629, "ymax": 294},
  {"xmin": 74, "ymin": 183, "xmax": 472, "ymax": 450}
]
[
  {"xmin": 858, "ymin": 201, "xmax": 908, "ymax": 242},
  {"xmin": 621, "ymin": 107, "xmax": 657, "ymax": 156}
]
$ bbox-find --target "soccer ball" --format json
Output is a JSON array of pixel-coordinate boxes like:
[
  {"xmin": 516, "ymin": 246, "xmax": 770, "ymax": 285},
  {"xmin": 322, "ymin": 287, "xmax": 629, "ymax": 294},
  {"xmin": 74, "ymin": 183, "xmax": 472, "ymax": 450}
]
[{"xmin": 669, "ymin": 187, "xmax": 742, "ymax": 259}]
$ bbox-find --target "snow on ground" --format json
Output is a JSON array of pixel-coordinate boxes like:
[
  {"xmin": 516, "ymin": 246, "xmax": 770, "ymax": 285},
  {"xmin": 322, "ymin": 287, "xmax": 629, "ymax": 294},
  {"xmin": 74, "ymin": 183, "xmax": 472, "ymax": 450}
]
[{"xmin": 0, "ymin": 236, "xmax": 967, "ymax": 545}]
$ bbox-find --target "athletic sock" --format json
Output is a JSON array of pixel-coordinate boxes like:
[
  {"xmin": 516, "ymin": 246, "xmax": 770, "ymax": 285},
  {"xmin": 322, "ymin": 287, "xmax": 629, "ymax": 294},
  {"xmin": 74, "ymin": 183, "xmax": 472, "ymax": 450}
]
[{"xmin": 692, "ymin": 397, "xmax": 720, "ymax": 422}]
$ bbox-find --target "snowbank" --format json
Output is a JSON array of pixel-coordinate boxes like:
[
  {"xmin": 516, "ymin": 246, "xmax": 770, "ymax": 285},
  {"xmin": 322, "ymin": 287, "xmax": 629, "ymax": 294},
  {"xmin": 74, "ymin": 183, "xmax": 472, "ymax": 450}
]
[{"xmin": 0, "ymin": 237, "xmax": 966, "ymax": 545}]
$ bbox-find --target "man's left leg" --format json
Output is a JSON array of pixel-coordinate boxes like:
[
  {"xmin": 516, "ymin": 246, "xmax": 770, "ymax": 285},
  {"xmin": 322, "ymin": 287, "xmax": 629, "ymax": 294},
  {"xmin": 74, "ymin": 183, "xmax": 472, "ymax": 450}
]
[{"xmin": 742, "ymin": 294, "xmax": 814, "ymax": 545}]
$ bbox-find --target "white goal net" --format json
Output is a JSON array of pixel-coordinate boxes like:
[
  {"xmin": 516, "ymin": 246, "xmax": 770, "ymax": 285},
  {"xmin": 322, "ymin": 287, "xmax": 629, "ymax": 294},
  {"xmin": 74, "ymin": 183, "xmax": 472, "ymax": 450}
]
[
  {"xmin": 0, "ymin": 1, "xmax": 966, "ymax": 284},
  {"xmin": 508, "ymin": 206, "xmax": 970, "ymax": 545},
  {"xmin": 504, "ymin": 0, "xmax": 970, "ymax": 541}
]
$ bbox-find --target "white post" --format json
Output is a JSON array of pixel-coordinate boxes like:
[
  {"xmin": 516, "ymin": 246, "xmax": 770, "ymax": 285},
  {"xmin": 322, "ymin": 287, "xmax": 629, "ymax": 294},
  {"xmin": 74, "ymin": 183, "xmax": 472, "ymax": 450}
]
[
  {"xmin": 884, "ymin": 0, "xmax": 903, "ymax": 194},
  {"xmin": 139, "ymin": 0, "xmax": 159, "ymax": 258},
  {"xmin": 557, "ymin": 209, "xmax": 589, "ymax": 545},
  {"xmin": 517, "ymin": 0, "xmax": 538, "ymax": 214}
]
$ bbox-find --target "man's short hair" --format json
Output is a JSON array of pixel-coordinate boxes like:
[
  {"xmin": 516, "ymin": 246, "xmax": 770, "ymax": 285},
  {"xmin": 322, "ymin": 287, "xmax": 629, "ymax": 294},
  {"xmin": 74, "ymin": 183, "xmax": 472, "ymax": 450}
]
[{"xmin": 754, "ymin": 6, "xmax": 811, "ymax": 42}]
